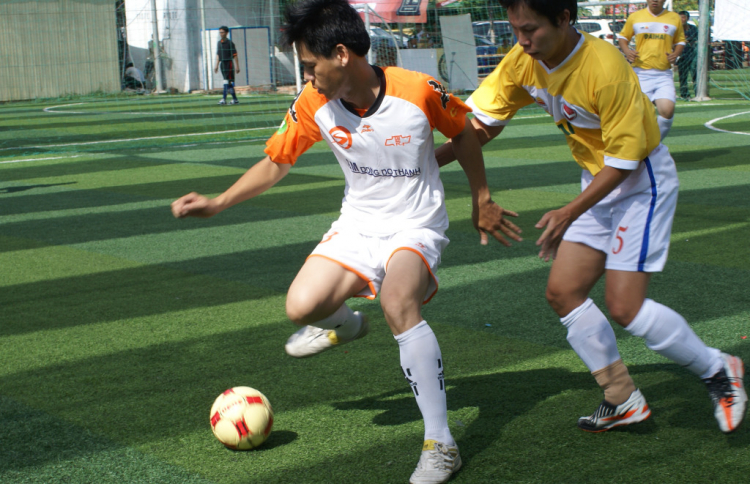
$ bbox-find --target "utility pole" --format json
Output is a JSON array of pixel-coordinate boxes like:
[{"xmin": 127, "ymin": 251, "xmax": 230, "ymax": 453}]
[
  {"xmin": 694, "ymin": 0, "xmax": 711, "ymax": 100},
  {"xmin": 150, "ymin": 0, "xmax": 164, "ymax": 92}
]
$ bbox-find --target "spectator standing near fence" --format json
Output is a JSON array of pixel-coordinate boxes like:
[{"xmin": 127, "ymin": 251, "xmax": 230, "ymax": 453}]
[
  {"xmin": 617, "ymin": 0, "xmax": 685, "ymax": 140},
  {"xmin": 124, "ymin": 62, "xmax": 146, "ymax": 91},
  {"xmin": 215, "ymin": 26, "xmax": 240, "ymax": 105},
  {"xmin": 677, "ymin": 11, "xmax": 698, "ymax": 100}
]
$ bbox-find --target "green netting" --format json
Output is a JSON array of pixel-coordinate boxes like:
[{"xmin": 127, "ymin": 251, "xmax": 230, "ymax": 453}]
[{"xmin": 0, "ymin": 0, "xmax": 516, "ymax": 159}]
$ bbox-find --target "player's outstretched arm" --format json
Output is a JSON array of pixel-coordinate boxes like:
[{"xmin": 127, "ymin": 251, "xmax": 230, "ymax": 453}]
[
  {"xmin": 535, "ymin": 165, "xmax": 632, "ymax": 261},
  {"xmin": 171, "ymin": 155, "xmax": 290, "ymax": 218},
  {"xmin": 451, "ymin": 117, "xmax": 521, "ymax": 246},
  {"xmin": 435, "ymin": 117, "xmax": 504, "ymax": 167}
]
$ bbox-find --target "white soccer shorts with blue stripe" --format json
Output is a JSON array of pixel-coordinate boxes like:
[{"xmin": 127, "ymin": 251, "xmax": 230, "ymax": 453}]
[{"xmin": 563, "ymin": 143, "xmax": 679, "ymax": 273}]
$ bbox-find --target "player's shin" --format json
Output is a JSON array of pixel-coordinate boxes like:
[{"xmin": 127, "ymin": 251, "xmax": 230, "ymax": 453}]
[
  {"xmin": 624, "ymin": 299, "xmax": 722, "ymax": 378},
  {"xmin": 396, "ymin": 321, "xmax": 454, "ymax": 446},
  {"xmin": 562, "ymin": 299, "xmax": 635, "ymax": 404}
]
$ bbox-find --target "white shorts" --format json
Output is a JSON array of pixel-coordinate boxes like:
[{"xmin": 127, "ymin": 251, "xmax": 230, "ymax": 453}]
[
  {"xmin": 635, "ymin": 68, "xmax": 676, "ymax": 103},
  {"xmin": 309, "ymin": 222, "xmax": 449, "ymax": 303},
  {"xmin": 563, "ymin": 144, "xmax": 679, "ymax": 272}
]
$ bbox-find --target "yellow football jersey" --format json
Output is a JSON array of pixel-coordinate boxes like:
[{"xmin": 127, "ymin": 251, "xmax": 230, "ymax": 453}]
[
  {"xmin": 618, "ymin": 8, "xmax": 686, "ymax": 71},
  {"xmin": 467, "ymin": 33, "xmax": 660, "ymax": 176}
]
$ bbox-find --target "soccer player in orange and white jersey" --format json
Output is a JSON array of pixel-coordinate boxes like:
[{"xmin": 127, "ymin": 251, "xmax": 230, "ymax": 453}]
[
  {"xmin": 437, "ymin": 0, "xmax": 746, "ymax": 435},
  {"xmin": 618, "ymin": 0, "xmax": 686, "ymax": 140},
  {"xmin": 171, "ymin": 0, "xmax": 521, "ymax": 482}
]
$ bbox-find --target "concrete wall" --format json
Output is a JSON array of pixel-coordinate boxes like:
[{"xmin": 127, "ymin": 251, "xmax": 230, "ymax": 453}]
[{"xmin": 0, "ymin": 0, "xmax": 120, "ymax": 101}]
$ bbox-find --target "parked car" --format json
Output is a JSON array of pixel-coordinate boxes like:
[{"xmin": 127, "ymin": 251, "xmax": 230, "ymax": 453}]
[
  {"xmin": 472, "ymin": 20, "xmax": 514, "ymax": 45},
  {"xmin": 575, "ymin": 19, "xmax": 617, "ymax": 42}
]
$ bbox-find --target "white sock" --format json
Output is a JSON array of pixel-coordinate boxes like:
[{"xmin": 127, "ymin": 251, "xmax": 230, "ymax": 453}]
[
  {"xmin": 625, "ymin": 299, "xmax": 722, "ymax": 379},
  {"xmin": 561, "ymin": 299, "xmax": 622, "ymax": 372},
  {"xmin": 312, "ymin": 304, "xmax": 361, "ymax": 339},
  {"xmin": 657, "ymin": 115, "xmax": 674, "ymax": 140},
  {"xmin": 395, "ymin": 321, "xmax": 454, "ymax": 446}
]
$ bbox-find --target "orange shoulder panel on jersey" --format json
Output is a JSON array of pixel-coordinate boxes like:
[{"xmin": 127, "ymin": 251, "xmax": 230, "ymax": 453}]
[
  {"xmin": 264, "ymin": 83, "xmax": 327, "ymax": 165},
  {"xmin": 383, "ymin": 67, "xmax": 470, "ymax": 138}
]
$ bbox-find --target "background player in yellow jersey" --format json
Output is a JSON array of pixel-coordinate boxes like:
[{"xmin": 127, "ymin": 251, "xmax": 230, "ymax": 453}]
[
  {"xmin": 437, "ymin": 0, "xmax": 746, "ymax": 434},
  {"xmin": 618, "ymin": 0, "xmax": 685, "ymax": 140},
  {"xmin": 171, "ymin": 0, "xmax": 522, "ymax": 481}
]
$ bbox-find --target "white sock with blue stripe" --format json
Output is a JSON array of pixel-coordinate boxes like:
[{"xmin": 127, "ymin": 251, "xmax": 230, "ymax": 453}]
[
  {"xmin": 625, "ymin": 299, "xmax": 722, "ymax": 379},
  {"xmin": 395, "ymin": 321, "xmax": 454, "ymax": 446}
]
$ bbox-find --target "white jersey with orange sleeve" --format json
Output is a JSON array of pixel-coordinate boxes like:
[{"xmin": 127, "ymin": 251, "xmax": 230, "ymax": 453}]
[
  {"xmin": 466, "ymin": 33, "xmax": 661, "ymax": 175},
  {"xmin": 265, "ymin": 66, "xmax": 471, "ymax": 236},
  {"xmin": 617, "ymin": 8, "xmax": 686, "ymax": 71}
]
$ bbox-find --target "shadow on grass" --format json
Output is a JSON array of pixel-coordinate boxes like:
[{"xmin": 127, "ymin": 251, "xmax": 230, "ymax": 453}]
[{"xmin": 0, "ymin": 181, "xmax": 76, "ymax": 193}]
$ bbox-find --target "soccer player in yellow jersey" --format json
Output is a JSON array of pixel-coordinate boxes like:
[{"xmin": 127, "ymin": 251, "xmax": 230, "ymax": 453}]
[
  {"xmin": 437, "ymin": 0, "xmax": 746, "ymax": 434},
  {"xmin": 618, "ymin": 0, "xmax": 685, "ymax": 140}
]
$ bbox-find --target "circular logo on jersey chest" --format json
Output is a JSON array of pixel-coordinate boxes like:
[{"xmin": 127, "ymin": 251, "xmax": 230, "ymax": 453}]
[
  {"xmin": 329, "ymin": 126, "xmax": 353, "ymax": 149},
  {"xmin": 562, "ymin": 103, "xmax": 578, "ymax": 121}
]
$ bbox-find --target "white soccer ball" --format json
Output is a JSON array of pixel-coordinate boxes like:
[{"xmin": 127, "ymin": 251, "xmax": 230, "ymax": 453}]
[{"xmin": 210, "ymin": 386, "xmax": 274, "ymax": 450}]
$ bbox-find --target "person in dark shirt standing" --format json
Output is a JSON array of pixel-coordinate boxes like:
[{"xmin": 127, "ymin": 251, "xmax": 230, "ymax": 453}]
[
  {"xmin": 677, "ymin": 11, "xmax": 698, "ymax": 100},
  {"xmin": 215, "ymin": 26, "xmax": 240, "ymax": 105}
]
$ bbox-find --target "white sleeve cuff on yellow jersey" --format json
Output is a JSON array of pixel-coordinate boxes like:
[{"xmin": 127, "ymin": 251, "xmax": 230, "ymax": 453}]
[
  {"xmin": 616, "ymin": 34, "xmax": 629, "ymax": 41},
  {"xmin": 676, "ymin": 41, "xmax": 686, "ymax": 45},
  {"xmin": 466, "ymin": 95, "xmax": 509, "ymax": 127},
  {"xmin": 604, "ymin": 155, "xmax": 640, "ymax": 170}
]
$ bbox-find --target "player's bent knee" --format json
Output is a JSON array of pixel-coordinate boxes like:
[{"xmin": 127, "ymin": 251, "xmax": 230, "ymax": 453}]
[
  {"xmin": 605, "ymin": 298, "xmax": 642, "ymax": 327},
  {"xmin": 380, "ymin": 292, "xmax": 419, "ymax": 331},
  {"xmin": 545, "ymin": 284, "xmax": 568, "ymax": 314},
  {"xmin": 285, "ymin": 291, "xmax": 321, "ymax": 326}
]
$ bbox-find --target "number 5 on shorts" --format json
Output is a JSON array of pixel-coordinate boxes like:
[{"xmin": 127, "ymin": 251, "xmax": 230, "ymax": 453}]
[{"xmin": 613, "ymin": 226, "xmax": 628, "ymax": 254}]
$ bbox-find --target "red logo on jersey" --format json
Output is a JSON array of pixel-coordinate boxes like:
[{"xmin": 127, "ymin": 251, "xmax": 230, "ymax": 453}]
[
  {"xmin": 385, "ymin": 135, "xmax": 411, "ymax": 146},
  {"xmin": 329, "ymin": 126, "xmax": 353, "ymax": 149},
  {"xmin": 361, "ymin": 125, "xmax": 373, "ymax": 133},
  {"xmin": 562, "ymin": 104, "xmax": 577, "ymax": 121},
  {"xmin": 664, "ymin": 25, "xmax": 669, "ymax": 32},
  {"xmin": 535, "ymin": 97, "xmax": 548, "ymax": 110}
]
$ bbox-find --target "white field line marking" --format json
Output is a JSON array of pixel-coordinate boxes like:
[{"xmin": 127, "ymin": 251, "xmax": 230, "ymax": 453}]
[
  {"xmin": 43, "ymin": 101, "xmax": 286, "ymax": 116},
  {"xmin": 0, "ymin": 154, "xmax": 85, "ymax": 164},
  {"xmin": 704, "ymin": 110, "xmax": 750, "ymax": 136}
]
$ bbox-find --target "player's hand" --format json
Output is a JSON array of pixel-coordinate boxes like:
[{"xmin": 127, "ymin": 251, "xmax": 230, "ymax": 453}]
[
  {"xmin": 625, "ymin": 49, "xmax": 639, "ymax": 63},
  {"xmin": 473, "ymin": 199, "xmax": 522, "ymax": 246},
  {"xmin": 667, "ymin": 52, "xmax": 679, "ymax": 64},
  {"xmin": 535, "ymin": 207, "xmax": 574, "ymax": 262},
  {"xmin": 236, "ymin": 66, "xmax": 240, "ymax": 73},
  {"xmin": 214, "ymin": 66, "xmax": 218, "ymax": 73},
  {"xmin": 171, "ymin": 192, "xmax": 220, "ymax": 218}
]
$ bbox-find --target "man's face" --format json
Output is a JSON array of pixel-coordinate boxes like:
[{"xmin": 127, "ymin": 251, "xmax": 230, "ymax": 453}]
[
  {"xmin": 680, "ymin": 14, "xmax": 688, "ymax": 25},
  {"xmin": 297, "ymin": 41, "xmax": 346, "ymax": 100},
  {"xmin": 219, "ymin": 29, "xmax": 228, "ymax": 40},
  {"xmin": 649, "ymin": 0, "xmax": 666, "ymax": 14},
  {"xmin": 508, "ymin": 4, "xmax": 568, "ymax": 64}
]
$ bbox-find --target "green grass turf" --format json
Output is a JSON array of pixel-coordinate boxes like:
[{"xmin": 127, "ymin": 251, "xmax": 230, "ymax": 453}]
[{"xmin": 1, "ymin": 94, "xmax": 749, "ymax": 483}]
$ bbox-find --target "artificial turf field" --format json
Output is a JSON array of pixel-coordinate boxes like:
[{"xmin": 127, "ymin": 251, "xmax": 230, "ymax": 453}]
[{"xmin": 1, "ymin": 87, "xmax": 749, "ymax": 483}]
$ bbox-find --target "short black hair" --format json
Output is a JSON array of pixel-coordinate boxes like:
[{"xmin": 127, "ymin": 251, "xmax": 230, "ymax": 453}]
[
  {"xmin": 219, "ymin": 26, "xmax": 229, "ymax": 32},
  {"xmin": 499, "ymin": 0, "xmax": 577, "ymax": 26},
  {"xmin": 679, "ymin": 10, "xmax": 690, "ymax": 19},
  {"xmin": 126, "ymin": 62, "xmax": 134, "ymax": 68},
  {"xmin": 281, "ymin": 0, "xmax": 370, "ymax": 58}
]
